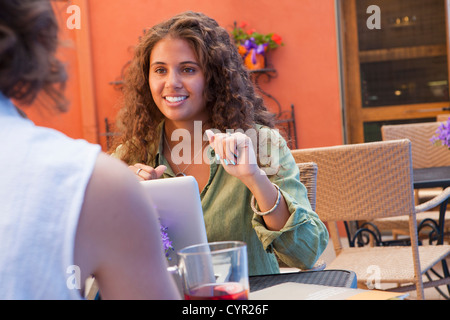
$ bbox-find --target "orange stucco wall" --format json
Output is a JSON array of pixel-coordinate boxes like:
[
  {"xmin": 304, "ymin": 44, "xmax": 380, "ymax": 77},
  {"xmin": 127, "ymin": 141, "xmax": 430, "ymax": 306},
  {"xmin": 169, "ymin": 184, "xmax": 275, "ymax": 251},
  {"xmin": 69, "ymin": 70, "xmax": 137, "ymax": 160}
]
[{"xmin": 26, "ymin": 0, "xmax": 343, "ymax": 151}]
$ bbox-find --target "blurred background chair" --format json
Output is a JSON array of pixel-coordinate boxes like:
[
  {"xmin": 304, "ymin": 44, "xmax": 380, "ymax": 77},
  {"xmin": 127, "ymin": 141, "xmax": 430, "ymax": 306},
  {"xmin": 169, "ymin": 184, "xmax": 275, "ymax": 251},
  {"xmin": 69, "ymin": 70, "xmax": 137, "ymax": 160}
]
[
  {"xmin": 382, "ymin": 122, "xmax": 450, "ymax": 172},
  {"xmin": 291, "ymin": 139, "xmax": 450, "ymax": 299},
  {"xmin": 380, "ymin": 122, "xmax": 450, "ymax": 242}
]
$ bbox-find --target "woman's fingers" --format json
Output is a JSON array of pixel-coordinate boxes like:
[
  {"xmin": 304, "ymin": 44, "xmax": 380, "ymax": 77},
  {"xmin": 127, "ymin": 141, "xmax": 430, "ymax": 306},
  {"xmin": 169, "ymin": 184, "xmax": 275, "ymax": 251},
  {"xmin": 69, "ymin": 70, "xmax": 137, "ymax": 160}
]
[
  {"xmin": 205, "ymin": 130, "xmax": 248, "ymax": 166},
  {"xmin": 130, "ymin": 163, "xmax": 167, "ymax": 180},
  {"xmin": 154, "ymin": 165, "xmax": 167, "ymax": 178},
  {"xmin": 226, "ymin": 134, "xmax": 237, "ymax": 165}
]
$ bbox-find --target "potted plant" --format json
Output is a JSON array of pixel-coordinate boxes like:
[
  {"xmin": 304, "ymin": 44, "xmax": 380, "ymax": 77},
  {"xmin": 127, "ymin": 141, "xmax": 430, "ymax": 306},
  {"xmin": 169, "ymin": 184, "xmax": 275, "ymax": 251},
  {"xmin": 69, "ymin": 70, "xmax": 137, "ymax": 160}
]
[
  {"xmin": 431, "ymin": 116, "xmax": 450, "ymax": 149},
  {"xmin": 230, "ymin": 21, "xmax": 283, "ymax": 70}
]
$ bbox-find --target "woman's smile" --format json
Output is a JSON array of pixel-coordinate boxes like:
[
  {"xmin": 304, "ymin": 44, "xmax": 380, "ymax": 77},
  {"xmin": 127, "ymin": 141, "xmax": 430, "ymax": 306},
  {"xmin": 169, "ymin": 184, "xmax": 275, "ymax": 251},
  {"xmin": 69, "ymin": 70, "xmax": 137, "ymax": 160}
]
[{"xmin": 164, "ymin": 95, "xmax": 188, "ymax": 103}]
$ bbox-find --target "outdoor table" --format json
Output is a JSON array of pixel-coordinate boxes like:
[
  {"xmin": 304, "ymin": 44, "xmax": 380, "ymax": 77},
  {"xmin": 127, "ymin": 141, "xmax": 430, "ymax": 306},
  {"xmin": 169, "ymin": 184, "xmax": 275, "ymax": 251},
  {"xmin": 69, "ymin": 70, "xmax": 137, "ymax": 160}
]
[
  {"xmin": 413, "ymin": 166, "xmax": 450, "ymax": 298},
  {"xmin": 413, "ymin": 166, "xmax": 450, "ymax": 245},
  {"xmin": 413, "ymin": 166, "xmax": 450, "ymax": 189},
  {"xmin": 249, "ymin": 269, "xmax": 357, "ymax": 292},
  {"xmin": 248, "ymin": 270, "xmax": 410, "ymax": 299}
]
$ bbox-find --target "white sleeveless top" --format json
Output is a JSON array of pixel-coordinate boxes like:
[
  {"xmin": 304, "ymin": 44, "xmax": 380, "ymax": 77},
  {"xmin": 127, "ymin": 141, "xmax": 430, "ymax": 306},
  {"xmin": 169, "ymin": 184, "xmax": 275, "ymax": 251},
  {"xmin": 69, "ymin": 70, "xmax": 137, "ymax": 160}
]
[{"xmin": 0, "ymin": 94, "xmax": 100, "ymax": 299}]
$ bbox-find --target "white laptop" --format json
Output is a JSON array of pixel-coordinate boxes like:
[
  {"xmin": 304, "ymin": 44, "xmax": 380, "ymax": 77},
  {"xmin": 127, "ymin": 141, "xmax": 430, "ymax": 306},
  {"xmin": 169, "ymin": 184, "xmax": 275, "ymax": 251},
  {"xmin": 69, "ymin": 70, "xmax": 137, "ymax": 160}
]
[{"xmin": 139, "ymin": 176, "xmax": 208, "ymax": 265}]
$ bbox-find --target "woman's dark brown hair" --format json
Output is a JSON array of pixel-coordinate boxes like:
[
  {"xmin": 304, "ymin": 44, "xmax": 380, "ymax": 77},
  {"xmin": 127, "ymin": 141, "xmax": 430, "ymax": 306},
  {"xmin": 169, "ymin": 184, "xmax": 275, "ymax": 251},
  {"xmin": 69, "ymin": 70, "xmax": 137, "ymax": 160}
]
[
  {"xmin": 111, "ymin": 11, "xmax": 275, "ymax": 165},
  {"xmin": 0, "ymin": 0, "xmax": 67, "ymax": 111}
]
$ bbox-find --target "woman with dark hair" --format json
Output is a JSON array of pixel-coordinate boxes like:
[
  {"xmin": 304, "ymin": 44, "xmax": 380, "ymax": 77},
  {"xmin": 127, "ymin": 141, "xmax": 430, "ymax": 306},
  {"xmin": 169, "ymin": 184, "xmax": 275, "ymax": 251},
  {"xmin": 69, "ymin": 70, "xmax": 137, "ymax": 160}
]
[
  {"xmin": 111, "ymin": 11, "xmax": 328, "ymax": 276},
  {"xmin": 0, "ymin": 0, "xmax": 179, "ymax": 299}
]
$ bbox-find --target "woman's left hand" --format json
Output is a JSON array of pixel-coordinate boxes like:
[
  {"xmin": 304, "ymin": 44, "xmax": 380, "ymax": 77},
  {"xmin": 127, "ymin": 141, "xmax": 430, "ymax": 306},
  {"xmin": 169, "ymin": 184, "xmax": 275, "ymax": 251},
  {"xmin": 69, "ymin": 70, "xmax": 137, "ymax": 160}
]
[{"xmin": 205, "ymin": 130, "xmax": 261, "ymax": 180}]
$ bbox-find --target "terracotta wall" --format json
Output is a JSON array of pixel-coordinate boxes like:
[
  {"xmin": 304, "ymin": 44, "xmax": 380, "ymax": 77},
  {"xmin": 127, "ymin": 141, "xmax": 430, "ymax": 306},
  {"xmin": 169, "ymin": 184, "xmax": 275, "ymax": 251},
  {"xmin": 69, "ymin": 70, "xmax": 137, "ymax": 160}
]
[{"xmin": 26, "ymin": 0, "xmax": 343, "ymax": 151}]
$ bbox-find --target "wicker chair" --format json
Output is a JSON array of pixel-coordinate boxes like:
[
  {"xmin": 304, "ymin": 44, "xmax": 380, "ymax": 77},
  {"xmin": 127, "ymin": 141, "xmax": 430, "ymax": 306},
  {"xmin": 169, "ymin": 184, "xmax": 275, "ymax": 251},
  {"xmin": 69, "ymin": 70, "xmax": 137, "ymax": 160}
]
[
  {"xmin": 291, "ymin": 139, "xmax": 450, "ymax": 299},
  {"xmin": 380, "ymin": 122, "xmax": 450, "ymax": 240},
  {"xmin": 277, "ymin": 162, "xmax": 325, "ymax": 270},
  {"xmin": 382, "ymin": 122, "xmax": 450, "ymax": 169},
  {"xmin": 297, "ymin": 162, "xmax": 318, "ymax": 211}
]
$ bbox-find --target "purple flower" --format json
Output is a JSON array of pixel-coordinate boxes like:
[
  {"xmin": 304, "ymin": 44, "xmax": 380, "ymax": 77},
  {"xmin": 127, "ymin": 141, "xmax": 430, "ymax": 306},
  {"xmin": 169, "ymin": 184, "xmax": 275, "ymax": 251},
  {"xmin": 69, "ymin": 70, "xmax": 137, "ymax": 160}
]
[
  {"xmin": 243, "ymin": 38, "xmax": 268, "ymax": 64},
  {"xmin": 160, "ymin": 224, "xmax": 174, "ymax": 260},
  {"xmin": 431, "ymin": 117, "xmax": 450, "ymax": 148}
]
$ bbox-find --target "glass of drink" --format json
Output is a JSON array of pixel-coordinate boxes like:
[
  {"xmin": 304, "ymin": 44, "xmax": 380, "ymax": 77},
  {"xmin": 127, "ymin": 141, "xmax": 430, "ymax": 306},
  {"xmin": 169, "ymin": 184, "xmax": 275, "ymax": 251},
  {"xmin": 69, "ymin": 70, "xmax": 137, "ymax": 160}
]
[{"xmin": 176, "ymin": 241, "xmax": 249, "ymax": 300}]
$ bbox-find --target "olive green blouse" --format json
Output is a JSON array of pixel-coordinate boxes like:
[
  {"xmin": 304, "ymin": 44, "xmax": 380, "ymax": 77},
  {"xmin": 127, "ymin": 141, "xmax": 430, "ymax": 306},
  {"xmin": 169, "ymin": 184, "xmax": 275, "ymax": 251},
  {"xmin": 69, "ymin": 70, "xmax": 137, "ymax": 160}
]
[{"xmin": 115, "ymin": 125, "xmax": 329, "ymax": 276}]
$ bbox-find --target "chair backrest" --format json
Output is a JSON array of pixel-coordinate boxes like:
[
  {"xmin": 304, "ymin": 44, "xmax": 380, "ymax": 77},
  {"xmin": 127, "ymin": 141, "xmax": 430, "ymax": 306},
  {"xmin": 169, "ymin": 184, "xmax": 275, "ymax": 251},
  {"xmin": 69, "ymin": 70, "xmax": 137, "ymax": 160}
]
[
  {"xmin": 277, "ymin": 161, "xmax": 318, "ymax": 269},
  {"xmin": 381, "ymin": 122, "xmax": 450, "ymax": 168},
  {"xmin": 297, "ymin": 162, "xmax": 318, "ymax": 211},
  {"xmin": 291, "ymin": 140, "xmax": 415, "ymax": 223},
  {"xmin": 437, "ymin": 114, "xmax": 449, "ymax": 122},
  {"xmin": 291, "ymin": 140, "xmax": 420, "ymax": 257}
]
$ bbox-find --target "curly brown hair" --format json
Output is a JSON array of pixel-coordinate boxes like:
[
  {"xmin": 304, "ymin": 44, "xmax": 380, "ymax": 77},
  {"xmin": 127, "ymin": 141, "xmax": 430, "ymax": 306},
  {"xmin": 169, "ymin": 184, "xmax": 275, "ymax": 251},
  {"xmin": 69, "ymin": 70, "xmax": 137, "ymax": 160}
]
[
  {"xmin": 0, "ymin": 0, "xmax": 67, "ymax": 112},
  {"xmin": 111, "ymin": 11, "xmax": 275, "ymax": 165}
]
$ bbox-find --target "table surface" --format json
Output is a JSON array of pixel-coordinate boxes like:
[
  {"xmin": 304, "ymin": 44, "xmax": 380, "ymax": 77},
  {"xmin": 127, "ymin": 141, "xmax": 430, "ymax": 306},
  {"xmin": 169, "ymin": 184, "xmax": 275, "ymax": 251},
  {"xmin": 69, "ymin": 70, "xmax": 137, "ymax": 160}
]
[
  {"xmin": 249, "ymin": 270, "xmax": 357, "ymax": 292},
  {"xmin": 413, "ymin": 166, "xmax": 450, "ymax": 189}
]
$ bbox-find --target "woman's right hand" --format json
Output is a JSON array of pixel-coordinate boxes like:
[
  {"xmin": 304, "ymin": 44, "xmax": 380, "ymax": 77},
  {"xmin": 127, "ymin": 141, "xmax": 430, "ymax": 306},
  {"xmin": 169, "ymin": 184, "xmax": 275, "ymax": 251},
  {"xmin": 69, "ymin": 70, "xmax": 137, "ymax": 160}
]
[{"xmin": 129, "ymin": 164, "xmax": 167, "ymax": 181}]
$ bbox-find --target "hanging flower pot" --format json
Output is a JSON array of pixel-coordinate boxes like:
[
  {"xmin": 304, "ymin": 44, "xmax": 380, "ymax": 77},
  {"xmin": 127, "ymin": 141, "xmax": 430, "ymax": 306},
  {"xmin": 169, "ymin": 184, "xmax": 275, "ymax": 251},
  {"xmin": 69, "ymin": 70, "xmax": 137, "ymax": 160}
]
[
  {"xmin": 238, "ymin": 39, "xmax": 268, "ymax": 70},
  {"xmin": 244, "ymin": 49, "xmax": 265, "ymax": 70},
  {"xmin": 231, "ymin": 21, "xmax": 283, "ymax": 70}
]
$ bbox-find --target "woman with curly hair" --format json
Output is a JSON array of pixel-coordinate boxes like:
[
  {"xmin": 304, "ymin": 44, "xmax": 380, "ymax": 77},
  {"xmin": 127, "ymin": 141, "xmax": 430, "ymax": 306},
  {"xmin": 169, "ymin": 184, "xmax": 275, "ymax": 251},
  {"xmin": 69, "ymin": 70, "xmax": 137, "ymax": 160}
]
[{"xmin": 111, "ymin": 11, "xmax": 328, "ymax": 276}]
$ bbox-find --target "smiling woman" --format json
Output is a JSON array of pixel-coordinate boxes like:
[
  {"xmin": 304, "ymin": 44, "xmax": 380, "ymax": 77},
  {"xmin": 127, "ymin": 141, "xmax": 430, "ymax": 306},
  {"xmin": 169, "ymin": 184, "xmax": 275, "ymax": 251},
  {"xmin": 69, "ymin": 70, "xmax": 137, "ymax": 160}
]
[
  {"xmin": 111, "ymin": 11, "xmax": 274, "ymax": 166},
  {"xmin": 110, "ymin": 11, "xmax": 329, "ymax": 276}
]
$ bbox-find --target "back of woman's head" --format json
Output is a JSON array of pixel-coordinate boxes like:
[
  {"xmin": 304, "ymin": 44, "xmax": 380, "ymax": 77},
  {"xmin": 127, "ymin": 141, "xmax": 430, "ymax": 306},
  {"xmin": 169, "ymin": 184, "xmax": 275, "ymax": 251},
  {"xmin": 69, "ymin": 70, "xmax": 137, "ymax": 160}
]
[{"xmin": 0, "ymin": 0, "xmax": 67, "ymax": 111}]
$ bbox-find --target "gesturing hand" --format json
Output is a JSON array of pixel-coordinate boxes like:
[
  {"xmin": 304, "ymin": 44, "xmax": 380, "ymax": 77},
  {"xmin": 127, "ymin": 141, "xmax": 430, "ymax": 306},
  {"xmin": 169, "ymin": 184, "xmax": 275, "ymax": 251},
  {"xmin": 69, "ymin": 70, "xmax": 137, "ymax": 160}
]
[{"xmin": 205, "ymin": 130, "xmax": 261, "ymax": 179}]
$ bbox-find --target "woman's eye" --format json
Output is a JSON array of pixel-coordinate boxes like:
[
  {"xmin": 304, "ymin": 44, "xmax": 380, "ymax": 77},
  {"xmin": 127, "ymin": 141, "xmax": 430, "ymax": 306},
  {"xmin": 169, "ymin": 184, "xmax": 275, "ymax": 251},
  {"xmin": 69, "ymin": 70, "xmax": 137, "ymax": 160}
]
[
  {"xmin": 183, "ymin": 67, "xmax": 196, "ymax": 73},
  {"xmin": 154, "ymin": 68, "xmax": 166, "ymax": 74}
]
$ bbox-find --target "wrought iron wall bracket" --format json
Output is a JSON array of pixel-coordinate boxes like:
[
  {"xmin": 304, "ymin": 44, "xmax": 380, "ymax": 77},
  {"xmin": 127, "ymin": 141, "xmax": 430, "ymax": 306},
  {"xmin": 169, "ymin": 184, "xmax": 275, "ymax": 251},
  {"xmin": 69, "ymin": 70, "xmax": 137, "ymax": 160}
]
[
  {"xmin": 249, "ymin": 68, "xmax": 298, "ymax": 149},
  {"xmin": 249, "ymin": 68, "xmax": 281, "ymax": 114}
]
